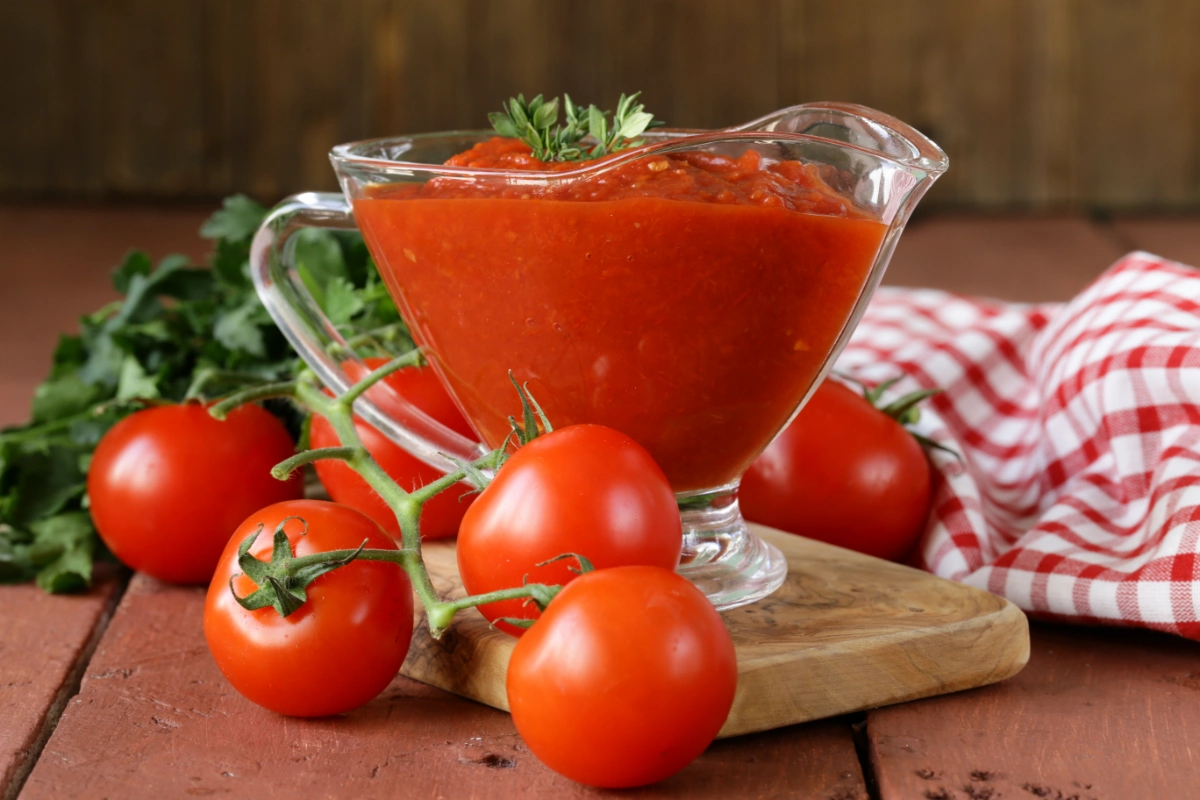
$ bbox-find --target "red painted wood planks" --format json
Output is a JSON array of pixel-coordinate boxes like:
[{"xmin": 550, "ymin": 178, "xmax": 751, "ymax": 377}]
[
  {"xmin": 0, "ymin": 569, "xmax": 122, "ymax": 800},
  {"xmin": 1112, "ymin": 215, "xmax": 1200, "ymax": 270},
  {"xmin": 867, "ymin": 622, "xmax": 1200, "ymax": 799},
  {"xmin": 22, "ymin": 574, "xmax": 869, "ymax": 799},
  {"xmin": 885, "ymin": 214, "xmax": 1125, "ymax": 303},
  {"xmin": 1, "ymin": 204, "xmax": 211, "ymax": 799}
]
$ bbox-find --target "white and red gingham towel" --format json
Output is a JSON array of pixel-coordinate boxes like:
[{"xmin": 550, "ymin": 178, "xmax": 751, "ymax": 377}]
[{"xmin": 838, "ymin": 251, "xmax": 1200, "ymax": 639}]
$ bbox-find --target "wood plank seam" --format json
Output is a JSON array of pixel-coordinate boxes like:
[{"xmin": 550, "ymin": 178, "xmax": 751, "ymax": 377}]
[
  {"xmin": 2, "ymin": 573, "xmax": 129, "ymax": 800},
  {"xmin": 850, "ymin": 716, "xmax": 884, "ymax": 800}
]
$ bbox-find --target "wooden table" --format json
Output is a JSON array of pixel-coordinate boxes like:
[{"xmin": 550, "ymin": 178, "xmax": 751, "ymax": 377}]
[{"xmin": 3, "ymin": 206, "xmax": 1199, "ymax": 799}]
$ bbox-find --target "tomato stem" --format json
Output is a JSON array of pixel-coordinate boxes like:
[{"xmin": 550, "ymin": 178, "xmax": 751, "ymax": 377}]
[
  {"xmin": 427, "ymin": 584, "xmax": 560, "ymax": 632},
  {"xmin": 337, "ymin": 350, "xmax": 424, "ymax": 408},
  {"xmin": 334, "ymin": 323, "xmax": 416, "ymax": 357},
  {"xmin": 293, "ymin": 376, "xmax": 446, "ymax": 614},
  {"xmin": 209, "ymin": 381, "xmax": 298, "ymax": 420},
  {"xmin": 214, "ymin": 356, "xmax": 565, "ymax": 639},
  {"xmin": 833, "ymin": 371, "xmax": 961, "ymax": 460},
  {"xmin": 406, "ymin": 452, "xmax": 495, "ymax": 506},
  {"xmin": 290, "ymin": 370, "xmax": 527, "ymax": 637},
  {"xmin": 260, "ymin": 542, "xmax": 559, "ymax": 636},
  {"xmin": 506, "ymin": 370, "xmax": 553, "ymax": 446},
  {"xmin": 270, "ymin": 446, "xmax": 361, "ymax": 481},
  {"xmin": 184, "ymin": 368, "xmax": 278, "ymax": 401}
]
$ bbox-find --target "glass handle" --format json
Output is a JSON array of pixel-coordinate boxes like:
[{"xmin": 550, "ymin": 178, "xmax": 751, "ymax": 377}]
[{"xmin": 250, "ymin": 192, "xmax": 487, "ymax": 477}]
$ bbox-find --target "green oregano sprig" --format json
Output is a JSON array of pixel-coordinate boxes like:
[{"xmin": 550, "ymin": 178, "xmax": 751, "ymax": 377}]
[{"xmin": 489, "ymin": 92, "xmax": 662, "ymax": 162}]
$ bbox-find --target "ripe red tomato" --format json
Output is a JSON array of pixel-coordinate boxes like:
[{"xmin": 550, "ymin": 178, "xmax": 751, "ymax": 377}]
[
  {"xmin": 87, "ymin": 402, "xmax": 303, "ymax": 584},
  {"xmin": 739, "ymin": 379, "xmax": 932, "ymax": 561},
  {"xmin": 457, "ymin": 424, "xmax": 682, "ymax": 636},
  {"xmin": 204, "ymin": 499, "xmax": 413, "ymax": 717},
  {"xmin": 507, "ymin": 565, "xmax": 737, "ymax": 788},
  {"xmin": 310, "ymin": 359, "xmax": 480, "ymax": 541}
]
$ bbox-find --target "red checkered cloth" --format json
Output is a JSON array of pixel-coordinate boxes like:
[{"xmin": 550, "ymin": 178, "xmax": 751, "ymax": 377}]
[{"xmin": 837, "ymin": 252, "xmax": 1200, "ymax": 639}]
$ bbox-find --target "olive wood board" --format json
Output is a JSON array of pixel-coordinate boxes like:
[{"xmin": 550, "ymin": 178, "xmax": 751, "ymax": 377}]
[{"xmin": 400, "ymin": 524, "xmax": 1030, "ymax": 738}]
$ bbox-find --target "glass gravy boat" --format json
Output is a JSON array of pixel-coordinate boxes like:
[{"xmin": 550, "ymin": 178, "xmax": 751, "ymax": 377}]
[{"xmin": 251, "ymin": 102, "xmax": 948, "ymax": 610}]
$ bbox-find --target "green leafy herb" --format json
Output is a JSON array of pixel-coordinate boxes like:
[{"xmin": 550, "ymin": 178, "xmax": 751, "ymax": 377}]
[
  {"xmin": 489, "ymin": 92, "xmax": 662, "ymax": 162},
  {"xmin": 0, "ymin": 194, "xmax": 411, "ymax": 592}
]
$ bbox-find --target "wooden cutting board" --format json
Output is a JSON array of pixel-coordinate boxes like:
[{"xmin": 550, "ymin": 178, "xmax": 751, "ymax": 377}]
[{"xmin": 400, "ymin": 524, "xmax": 1029, "ymax": 738}]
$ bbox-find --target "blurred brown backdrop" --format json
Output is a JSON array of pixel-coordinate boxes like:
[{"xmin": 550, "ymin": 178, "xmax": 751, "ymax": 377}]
[{"xmin": 2, "ymin": 0, "xmax": 1198, "ymax": 210}]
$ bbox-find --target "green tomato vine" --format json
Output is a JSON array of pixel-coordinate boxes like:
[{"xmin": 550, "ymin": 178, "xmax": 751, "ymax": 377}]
[{"xmin": 210, "ymin": 352, "xmax": 581, "ymax": 638}]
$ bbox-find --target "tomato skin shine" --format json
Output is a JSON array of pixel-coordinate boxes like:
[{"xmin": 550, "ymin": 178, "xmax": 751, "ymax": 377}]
[
  {"xmin": 204, "ymin": 500, "xmax": 413, "ymax": 717},
  {"xmin": 507, "ymin": 566, "xmax": 737, "ymax": 788},
  {"xmin": 457, "ymin": 425, "xmax": 682, "ymax": 636},
  {"xmin": 310, "ymin": 360, "xmax": 479, "ymax": 541},
  {"xmin": 87, "ymin": 403, "xmax": 303, "ymax": 584},
  {"xmin": 740, "ymin": 379, "xmax": 933, "ymax": 562}
]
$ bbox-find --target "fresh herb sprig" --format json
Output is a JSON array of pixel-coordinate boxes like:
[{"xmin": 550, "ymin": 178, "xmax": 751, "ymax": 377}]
[
  {"xmin": 489, "ymin": 92, "xmax": 662, "ymax": 162},
  {"xmin": 0, "ymin": 196, "xmax": 409, "ymax": 592}
]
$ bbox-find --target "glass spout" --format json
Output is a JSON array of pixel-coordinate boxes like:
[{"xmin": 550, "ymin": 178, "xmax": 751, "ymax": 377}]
[{"xmin": 735, "ymin": 102, "xmax": 949, "ymax": 179}]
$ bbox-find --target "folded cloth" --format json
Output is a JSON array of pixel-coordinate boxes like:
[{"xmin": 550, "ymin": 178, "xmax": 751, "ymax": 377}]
[{"xmin": 837, "ymin": 252, "xmax": 1200, "ymax": 639}]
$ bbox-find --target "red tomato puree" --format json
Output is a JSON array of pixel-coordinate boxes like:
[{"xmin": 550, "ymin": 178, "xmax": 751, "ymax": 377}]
[{"xmin": 353, "ymin": 137, "xmax": 887, "ymax": 492}]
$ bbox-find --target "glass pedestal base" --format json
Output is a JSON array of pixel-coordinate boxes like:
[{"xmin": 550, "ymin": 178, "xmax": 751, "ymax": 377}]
[{"xmin": 675, "ymin": 485, "xmax": 788, "ymax": 610}]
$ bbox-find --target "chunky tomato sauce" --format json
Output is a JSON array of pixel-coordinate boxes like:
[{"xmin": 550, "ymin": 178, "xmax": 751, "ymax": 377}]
[{"xmin": 354, "ymin": 138, "xmax": 886, "ymax": 492}]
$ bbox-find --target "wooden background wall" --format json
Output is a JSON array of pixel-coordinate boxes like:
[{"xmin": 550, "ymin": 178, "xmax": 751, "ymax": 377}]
[{"xmin": 2, "ymin": 0, "xmax": 1198, "ymax": 209}]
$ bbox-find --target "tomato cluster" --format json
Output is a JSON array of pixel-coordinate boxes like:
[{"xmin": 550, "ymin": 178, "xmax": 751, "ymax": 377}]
[
  {"xmin": 85, "ymin": 368, "xmax": 941, "ymax": 788},
  {"xmin": 88, "ymin": 375, "xmax": 735, "ymax": 789}
]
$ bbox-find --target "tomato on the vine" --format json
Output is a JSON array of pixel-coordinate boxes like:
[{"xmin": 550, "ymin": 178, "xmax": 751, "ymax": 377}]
[
  {"xmin": 204, "ymin": 499, "xmax": 413, "ymax": 717},
  {"xmin": 87, "ymin": 402, "xmax": 303, "ymax": 584},
  {"xmin": 309, "ymin": 358, "xmax": 480, "ymax": 541},
  {"xmin": 457, "ymin": 424, "xmax": 682, "ymax": 636},
  {"xmin": 507, "ymin": 565, "xmax": 737, "ymax": 788},
  {"xmin": 739, "ymin": 378, "xmax": 933, "ymax": 562}
]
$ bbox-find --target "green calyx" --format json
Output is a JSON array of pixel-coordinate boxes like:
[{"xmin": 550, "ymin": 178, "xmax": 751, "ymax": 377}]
[
  {"xmin": 860, "ymin": 375, "xmax": 942, "ymax": 426},
  {"xmin": 506, "ymin": 370, "xmax": 553, "ymax": 448},
  {"xmin": 229, "ymin": 518, "xmax": 369, "ymax": 617},
  {"xmin": 842, "ymin": 374, "xmax": 961, "ymax": 460},
  {"xmin": 489, "ymin": 92, "xmax": 662, "ymax": 162},
  {"xmin": 536, "ymin": 552, "xmax": 595, "ymax": 575}
]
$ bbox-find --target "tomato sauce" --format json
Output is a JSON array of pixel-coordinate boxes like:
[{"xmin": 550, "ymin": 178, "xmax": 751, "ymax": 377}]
[{"xmin": 353, "ymin": 138, "xmax": 886, "ymax": 492}]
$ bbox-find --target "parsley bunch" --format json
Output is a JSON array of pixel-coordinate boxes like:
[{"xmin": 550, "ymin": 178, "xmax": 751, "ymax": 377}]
[{"xmin": 0, "ymin": 196, "xmax": 408, "ymax": 592}]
